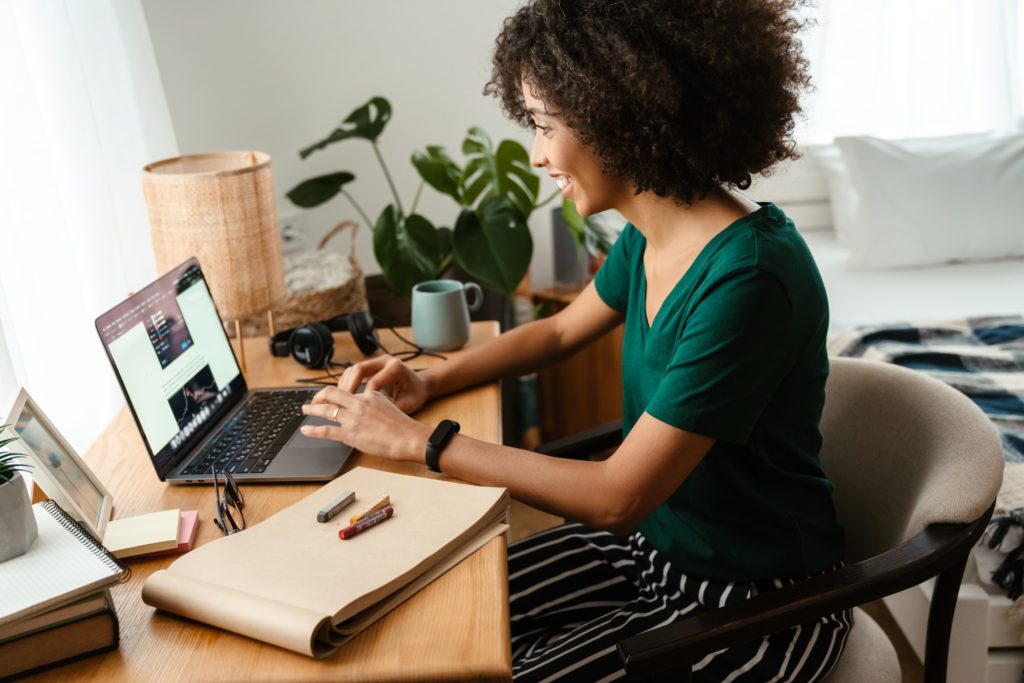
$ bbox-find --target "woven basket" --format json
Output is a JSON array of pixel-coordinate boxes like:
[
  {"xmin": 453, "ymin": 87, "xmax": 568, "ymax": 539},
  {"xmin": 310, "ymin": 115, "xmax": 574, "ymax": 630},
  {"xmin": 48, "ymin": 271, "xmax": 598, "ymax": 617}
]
[{"xmin": 241, "ymin": 220, "xmax": 368, "ymax": 336}]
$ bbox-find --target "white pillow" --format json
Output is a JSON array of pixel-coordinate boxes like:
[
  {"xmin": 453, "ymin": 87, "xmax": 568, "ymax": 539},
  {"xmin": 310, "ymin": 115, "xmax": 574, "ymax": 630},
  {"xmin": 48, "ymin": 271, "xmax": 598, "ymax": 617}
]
[
  {"xmin": 806, "ymin": 138, "xmax": 989, "ymax": 251},
  {"xmin": 804, "ymin": 144, "xmax": 857, "ymax": 247},
  {"xmin": 819, "ymin": 134, "xmax": 1024, "ymax": 268}
]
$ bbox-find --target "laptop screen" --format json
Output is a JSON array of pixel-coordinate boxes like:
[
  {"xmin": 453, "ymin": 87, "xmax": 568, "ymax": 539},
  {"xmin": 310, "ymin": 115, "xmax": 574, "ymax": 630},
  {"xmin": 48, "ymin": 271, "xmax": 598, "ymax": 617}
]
[{"xmin": 95, "ymin": 258, "xmax": 245, "ymax": 477}]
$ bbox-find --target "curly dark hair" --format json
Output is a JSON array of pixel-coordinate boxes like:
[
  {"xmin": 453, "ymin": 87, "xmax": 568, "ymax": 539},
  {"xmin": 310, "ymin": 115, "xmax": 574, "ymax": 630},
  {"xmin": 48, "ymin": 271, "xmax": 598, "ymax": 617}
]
[{"xmin": 485, "ymin": 0, "xmax": 812, "ymax": 204}]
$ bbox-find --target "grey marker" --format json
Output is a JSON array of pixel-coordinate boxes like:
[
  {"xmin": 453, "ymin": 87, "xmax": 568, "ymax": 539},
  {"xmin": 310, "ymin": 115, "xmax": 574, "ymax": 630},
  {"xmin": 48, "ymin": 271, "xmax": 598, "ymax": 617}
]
[{"xmin": 317, "ymin": 490, "xmax": 356, "ymax": 523}]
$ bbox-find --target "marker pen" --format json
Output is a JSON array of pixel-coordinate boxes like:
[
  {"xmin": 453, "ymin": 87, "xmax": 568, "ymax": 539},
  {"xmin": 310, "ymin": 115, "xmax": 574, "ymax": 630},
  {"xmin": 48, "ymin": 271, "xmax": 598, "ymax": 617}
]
[{"xmin": 339, "ymin": 506, "xmax": 394, "ymax": 540}]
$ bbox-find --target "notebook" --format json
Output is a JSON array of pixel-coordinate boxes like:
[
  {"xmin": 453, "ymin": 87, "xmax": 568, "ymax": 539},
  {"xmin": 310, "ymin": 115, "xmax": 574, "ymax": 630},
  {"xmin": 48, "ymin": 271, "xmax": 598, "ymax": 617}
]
[
  {"xmin": 94, "ymin": 257, "xmax": 351, "ymax": 484},
  {"xmin": 0, "ymin": 500, "xmax": 128, "ymax": 626},
  {"xmin": 142, "ymin": 467, "xmax": 510, "ymax": 657}
]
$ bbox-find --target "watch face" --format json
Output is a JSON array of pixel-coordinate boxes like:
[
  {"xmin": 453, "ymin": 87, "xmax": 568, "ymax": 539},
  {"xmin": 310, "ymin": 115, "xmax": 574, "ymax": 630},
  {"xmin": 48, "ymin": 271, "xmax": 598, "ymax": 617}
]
[{"xmin": 428, "ymin": 420, "xmax": 460, "ymax": 447}]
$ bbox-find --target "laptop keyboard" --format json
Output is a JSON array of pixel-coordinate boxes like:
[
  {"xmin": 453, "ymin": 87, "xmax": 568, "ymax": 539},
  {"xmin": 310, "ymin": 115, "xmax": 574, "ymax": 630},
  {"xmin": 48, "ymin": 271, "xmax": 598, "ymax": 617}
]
[{"xmin": 180, "ymin": 389, "xmax": 319, "ymax": 477}]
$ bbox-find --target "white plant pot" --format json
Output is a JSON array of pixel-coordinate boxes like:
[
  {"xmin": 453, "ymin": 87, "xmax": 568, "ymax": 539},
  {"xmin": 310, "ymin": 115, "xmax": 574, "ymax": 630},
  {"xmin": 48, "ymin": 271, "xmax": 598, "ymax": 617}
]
[{"xmin": 0, "ymin": 472, "xmax": 37, "ymax": 563}]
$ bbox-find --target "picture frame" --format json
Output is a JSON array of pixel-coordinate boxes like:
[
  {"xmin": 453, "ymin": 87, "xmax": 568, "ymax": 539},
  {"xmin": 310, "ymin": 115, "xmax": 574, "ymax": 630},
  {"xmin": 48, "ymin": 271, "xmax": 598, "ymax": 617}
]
[{"xmin": 3, "ymin": 388, "xmax": 113, "ymax": 539}]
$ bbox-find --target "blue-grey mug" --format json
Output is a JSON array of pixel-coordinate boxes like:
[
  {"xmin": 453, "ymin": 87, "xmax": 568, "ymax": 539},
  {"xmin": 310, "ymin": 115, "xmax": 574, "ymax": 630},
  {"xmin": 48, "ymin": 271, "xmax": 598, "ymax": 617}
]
[{"xmin": 411, "ymin": 279, "xmax": 483, "ymax": 351}]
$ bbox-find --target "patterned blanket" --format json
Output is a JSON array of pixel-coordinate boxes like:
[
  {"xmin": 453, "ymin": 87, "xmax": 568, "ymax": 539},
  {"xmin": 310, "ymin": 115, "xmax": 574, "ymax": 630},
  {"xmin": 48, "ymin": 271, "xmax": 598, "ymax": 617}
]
[
  {"xmin": 828, "ymin": 315, "xmax": 1024, "ymax": 463},
  {"xmin": 829, "ymin": 315, "xmax": 1024, "ymax": 603}
]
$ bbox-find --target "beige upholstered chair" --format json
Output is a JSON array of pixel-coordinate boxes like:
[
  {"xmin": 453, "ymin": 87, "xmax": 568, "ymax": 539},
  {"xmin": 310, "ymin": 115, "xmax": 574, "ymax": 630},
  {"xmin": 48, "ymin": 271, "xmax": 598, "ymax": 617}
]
[{"xmin": 538, "ymin": 357, "xmax": 1004, "ymax": 682}]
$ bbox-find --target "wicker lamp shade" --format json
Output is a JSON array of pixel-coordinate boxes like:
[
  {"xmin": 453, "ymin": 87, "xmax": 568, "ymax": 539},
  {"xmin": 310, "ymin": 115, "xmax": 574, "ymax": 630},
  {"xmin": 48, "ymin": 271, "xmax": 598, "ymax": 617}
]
[{"xmin": 141, "ymin": 151, "xmax": 286, "ymax": 322}]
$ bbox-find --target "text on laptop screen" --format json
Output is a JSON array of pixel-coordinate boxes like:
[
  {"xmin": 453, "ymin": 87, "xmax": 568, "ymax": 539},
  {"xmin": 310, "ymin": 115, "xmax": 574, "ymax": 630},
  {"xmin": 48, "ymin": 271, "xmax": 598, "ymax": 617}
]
[{"xmin": 97, "ymin": 261, "xmax": 241, "ymax": 469}]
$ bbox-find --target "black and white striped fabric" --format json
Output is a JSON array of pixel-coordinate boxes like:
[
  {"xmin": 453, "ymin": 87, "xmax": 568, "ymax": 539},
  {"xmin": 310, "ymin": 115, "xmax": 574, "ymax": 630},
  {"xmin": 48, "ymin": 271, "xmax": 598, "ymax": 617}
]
[{"xmin": 510, "ymin": 523, "xmax": 851, "ymax": 682}]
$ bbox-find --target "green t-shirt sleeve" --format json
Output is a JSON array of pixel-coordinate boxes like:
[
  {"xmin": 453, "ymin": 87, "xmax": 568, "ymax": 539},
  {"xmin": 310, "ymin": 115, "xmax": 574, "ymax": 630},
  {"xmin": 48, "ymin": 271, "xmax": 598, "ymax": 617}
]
[
  {"xmin": 646, "ymin": 268, "xmax": 795, "ymax": 444},
  {"xmin": 593, "ymin": 224, "xmax": 633, "ymax": 312}
]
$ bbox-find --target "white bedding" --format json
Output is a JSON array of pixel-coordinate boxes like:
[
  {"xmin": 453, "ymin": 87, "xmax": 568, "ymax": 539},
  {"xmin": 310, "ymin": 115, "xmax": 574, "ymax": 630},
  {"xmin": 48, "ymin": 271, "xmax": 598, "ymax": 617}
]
[{"xmin": 802, "ymin": 229, "xmax": 1024, "ymax": 340}]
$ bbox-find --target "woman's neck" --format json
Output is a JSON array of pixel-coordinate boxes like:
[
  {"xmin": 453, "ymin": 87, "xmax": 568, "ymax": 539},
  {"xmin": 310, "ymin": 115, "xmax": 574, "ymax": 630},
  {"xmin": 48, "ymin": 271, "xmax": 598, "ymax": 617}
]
[{"xmin": 618, "ymin": 187, "xmax": 760, "ymax": 254}]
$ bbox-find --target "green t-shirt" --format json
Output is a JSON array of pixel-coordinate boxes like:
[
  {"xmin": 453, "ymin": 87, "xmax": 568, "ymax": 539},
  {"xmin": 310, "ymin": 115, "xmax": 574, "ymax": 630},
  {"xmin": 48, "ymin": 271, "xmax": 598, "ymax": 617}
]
[{"xmin": 594, "ymin": 203, "xmax": 844, "ymax": 582}]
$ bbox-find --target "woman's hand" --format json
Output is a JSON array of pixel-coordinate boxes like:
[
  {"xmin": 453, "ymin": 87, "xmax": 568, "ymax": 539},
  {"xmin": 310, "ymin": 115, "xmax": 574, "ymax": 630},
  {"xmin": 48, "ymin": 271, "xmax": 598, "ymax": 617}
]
[
  {"xmin": 299, "ymin": 387, "xmax": 430, "ymax": 462},
  {"xmin": 300, "ymin": 386, "xmax": 431, "ymax": 462},
  {"xmin": 336, "ymin": 356, "xmax": 430, "ymax": 415}
]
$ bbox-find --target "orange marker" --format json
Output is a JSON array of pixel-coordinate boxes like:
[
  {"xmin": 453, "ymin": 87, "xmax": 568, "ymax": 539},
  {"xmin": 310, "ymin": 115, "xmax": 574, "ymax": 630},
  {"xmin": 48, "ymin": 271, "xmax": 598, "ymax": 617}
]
[{"xmin": 349, "ymin": 494, "xmax": 390, "ymax": 524}]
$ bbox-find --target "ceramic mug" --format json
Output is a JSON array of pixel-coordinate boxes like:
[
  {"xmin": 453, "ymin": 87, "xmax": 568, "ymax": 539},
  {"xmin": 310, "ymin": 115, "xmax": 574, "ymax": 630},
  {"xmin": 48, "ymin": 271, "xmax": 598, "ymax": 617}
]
[{"xmin": 411, "ymin": 279, "xmax": 483, "ymax": 351}]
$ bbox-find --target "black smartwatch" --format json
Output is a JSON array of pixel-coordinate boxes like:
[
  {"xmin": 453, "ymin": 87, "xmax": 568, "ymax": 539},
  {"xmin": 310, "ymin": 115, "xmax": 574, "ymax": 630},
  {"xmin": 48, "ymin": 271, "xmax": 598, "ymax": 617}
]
[{"xmin": 425, "ymin": 419, "xmax": 461, "ymax": 473}]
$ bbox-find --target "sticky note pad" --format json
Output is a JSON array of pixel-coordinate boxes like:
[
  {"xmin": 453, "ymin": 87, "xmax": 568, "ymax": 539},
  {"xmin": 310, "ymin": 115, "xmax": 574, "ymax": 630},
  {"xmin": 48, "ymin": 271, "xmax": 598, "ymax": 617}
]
[
  {"xmin": 133, "ymin": 510, "xmax": 201, "ymax": 558},
  {"xmin": 102, "ymin": 509, "xmax": 181, "ymax": 559}
]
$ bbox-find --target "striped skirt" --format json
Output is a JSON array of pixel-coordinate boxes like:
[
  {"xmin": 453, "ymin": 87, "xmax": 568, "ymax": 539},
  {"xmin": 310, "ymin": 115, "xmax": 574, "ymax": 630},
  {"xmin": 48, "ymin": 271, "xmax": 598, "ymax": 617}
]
[{"xmin": 509, "ymin": 523, "xmax": 850, "ymax": 682}]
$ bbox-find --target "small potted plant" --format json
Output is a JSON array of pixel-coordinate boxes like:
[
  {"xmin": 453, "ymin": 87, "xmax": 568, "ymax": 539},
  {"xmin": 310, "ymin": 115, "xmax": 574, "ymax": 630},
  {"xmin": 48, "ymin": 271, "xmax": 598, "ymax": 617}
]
[{"xmin": 0, "ymin": 427, "xmax": 36, "ymax": 563}]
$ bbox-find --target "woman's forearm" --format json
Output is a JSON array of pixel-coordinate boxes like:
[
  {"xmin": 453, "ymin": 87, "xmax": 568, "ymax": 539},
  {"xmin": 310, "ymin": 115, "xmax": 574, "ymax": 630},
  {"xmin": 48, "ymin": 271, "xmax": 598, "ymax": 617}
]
[
  {"xmin": 422, "ymin": 315, "xmax": 567, "ymax": 399},
  {"xmin": 431, "ymin": 433, "xmax": 626, "ymax": 531}
]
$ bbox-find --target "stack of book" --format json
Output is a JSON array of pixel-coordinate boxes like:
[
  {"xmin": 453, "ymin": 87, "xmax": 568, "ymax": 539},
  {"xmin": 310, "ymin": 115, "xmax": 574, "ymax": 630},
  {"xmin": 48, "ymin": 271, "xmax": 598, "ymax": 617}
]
[{"xmin": 0, "ymin": 500, "xmax": 127, "ymax": 679}]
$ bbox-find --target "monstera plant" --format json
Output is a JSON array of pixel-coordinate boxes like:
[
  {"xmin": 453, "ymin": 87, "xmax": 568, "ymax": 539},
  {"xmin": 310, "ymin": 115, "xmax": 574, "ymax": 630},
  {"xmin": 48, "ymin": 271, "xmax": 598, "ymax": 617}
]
[{"xmin": 287, "ymin": 97, "xmax": 558, "ymax": 297}]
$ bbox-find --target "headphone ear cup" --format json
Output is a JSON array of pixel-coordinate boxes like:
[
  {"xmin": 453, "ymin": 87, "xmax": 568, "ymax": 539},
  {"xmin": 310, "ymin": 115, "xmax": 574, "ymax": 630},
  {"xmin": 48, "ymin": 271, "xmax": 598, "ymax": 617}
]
[
  {"xmin": 347, "ymin": 310, "xmax": 380, "ymax": 356},
  {"xmin": 289, "ymin": 322, "xmax": 335, "ymax": 368},
  {"xmin": 268, "ymin": 327, "xmax": 293, "ymax": 357}
]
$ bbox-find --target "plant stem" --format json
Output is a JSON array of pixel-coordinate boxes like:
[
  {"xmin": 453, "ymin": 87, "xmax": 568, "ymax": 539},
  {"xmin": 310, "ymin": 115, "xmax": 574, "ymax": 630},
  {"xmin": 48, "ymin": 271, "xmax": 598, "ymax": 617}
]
[
  {"xmin": 372, "ymin": 142, "xmax": 404, "ymax": 215},
  {"xmin": 534, "ymin": 188, "xmax": 561, "ymax": 210},
  {"xmin": 438, "ymin": 253, "xmax": 455, "ymax": 276},
  {"xmin": 410, "ymin": 181, "xmax": 425, "ymax": 216},
  {"xmin": 341, "ymin": 189, "xmax": 374, "ymax": 229}
]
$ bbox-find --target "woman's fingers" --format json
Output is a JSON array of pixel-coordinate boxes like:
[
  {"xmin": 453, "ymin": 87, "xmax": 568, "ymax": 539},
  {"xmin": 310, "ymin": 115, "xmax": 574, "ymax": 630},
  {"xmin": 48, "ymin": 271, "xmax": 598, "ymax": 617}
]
[
  {"xmin": 365, "ymin": 358, "xmax": 406, "ymax": 393},
  {"xmin": 310, "ymin": 385, "xmax": 358, "ymax": 406},
  {"xmin": 299, "ymin": 422, "xmax": 347, "ymax": 441},
  {"xmin": 302, "ymin": 401, "xmax": 343, "ymax": 422},
  {"xmin": 338, "ymin": 357, "xmax": 389, "ymax": 394}
]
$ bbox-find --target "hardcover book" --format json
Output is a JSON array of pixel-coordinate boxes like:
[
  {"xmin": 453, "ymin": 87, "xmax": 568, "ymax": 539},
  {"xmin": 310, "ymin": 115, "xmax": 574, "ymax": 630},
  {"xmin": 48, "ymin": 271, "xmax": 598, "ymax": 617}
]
[{"xmin": 0, "ymin": 606, "xmax": 119, "ymax": 678}]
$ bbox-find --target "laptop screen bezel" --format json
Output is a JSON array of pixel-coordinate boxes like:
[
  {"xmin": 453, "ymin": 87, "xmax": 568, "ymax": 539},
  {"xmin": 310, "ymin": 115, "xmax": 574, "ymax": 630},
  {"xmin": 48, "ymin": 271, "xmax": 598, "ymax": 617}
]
[{"xmin": 94, "ymin": 256, "xmax": 248, "ymax": 481}]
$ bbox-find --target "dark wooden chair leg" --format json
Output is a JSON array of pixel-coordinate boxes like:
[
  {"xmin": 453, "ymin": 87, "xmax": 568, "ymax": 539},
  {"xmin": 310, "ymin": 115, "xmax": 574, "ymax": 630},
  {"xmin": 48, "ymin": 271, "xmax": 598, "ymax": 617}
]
[{"xmin": 923, "ymin": 551, "xmax": 970, "ymax": 683}]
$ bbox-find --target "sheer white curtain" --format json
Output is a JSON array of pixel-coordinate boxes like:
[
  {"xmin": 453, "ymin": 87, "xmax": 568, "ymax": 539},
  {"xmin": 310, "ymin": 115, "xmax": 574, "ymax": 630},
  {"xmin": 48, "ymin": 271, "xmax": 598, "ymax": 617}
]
[
  {"xmin": 798, "ymin": 0, "xmax": 1023, "ymax": 143},
  {"xmin": 0, "ymin": 0, "xmax": 177, "ymax": 450}
]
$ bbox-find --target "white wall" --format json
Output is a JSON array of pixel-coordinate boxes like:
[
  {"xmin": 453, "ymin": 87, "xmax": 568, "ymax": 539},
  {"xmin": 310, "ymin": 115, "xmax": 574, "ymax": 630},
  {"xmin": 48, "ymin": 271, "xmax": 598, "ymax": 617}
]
[{"xmin": 140, "ymin": 0, "xmax": 559, "ymax": 290}]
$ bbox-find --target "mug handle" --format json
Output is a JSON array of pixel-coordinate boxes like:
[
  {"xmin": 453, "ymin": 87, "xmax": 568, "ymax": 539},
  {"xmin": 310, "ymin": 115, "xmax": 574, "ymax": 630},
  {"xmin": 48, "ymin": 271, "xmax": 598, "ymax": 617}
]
[{"xmin": 463, "ymin": 282, "xmax": 483, "ymax": 312}]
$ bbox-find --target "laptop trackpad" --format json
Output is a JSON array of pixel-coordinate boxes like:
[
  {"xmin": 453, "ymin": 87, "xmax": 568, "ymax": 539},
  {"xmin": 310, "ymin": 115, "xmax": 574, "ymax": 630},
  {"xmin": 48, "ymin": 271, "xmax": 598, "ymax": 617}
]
[{"xmin": 283, "ymin": 416, "xmax": 339, "ymax": 449}]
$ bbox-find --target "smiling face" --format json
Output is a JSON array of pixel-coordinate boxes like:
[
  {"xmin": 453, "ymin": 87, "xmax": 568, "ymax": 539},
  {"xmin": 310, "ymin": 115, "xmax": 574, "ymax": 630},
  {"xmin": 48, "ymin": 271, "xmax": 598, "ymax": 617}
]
[{"xmin": 522, "ymin": 80, "xmax": 627, "ymax": 217}]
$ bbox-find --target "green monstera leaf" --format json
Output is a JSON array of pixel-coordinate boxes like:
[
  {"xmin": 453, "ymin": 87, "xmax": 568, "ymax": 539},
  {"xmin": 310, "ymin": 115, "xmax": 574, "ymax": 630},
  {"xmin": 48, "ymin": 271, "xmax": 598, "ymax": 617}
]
[
  {"xmin": 299, "ymin": 97, "xmax": 392, "ymax": 159},
  {"xmin": 411, "ymin": 146, "xmax": 462, "ymax": 203},
  {"xmin": 453, "ymin": 196, "xmax": 532, "ymax": 296},
  {"xmin": 461, "ymin": 128, "xmax": 539, "ymax": 219},
  {"xmin": 286, "ymin": 171, "xmax": 356, "ymax": 208},
  {"xmin": 373, "ymin": 206, "xmax": 442, "ymax": 297}
]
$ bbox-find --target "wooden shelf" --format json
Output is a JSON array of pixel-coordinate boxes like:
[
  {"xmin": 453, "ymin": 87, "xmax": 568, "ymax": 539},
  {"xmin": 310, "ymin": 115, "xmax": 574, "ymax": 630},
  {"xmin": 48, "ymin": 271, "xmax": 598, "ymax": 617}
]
[{"xmin": 533, "ymin": 286, "xmax": 623, "ymax": 442}]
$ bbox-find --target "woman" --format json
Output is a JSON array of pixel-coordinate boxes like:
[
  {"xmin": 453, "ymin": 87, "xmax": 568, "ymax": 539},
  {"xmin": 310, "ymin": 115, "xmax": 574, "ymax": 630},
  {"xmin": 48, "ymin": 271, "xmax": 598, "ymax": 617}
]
[{"xmin": 301, "ymin": 0, "xmax": 849, "ymax": 679}]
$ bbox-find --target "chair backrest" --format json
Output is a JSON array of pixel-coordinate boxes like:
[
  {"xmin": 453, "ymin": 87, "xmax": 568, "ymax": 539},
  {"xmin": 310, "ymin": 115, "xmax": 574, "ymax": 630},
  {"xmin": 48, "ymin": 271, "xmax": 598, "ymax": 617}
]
[{"xmin": 820, "ymin": 357, "xmax": 1003, "ymax": 563}]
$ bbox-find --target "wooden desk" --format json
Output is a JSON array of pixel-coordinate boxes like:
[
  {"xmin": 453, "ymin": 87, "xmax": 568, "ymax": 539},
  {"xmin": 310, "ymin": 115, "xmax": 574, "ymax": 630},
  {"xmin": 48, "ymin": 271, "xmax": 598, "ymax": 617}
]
[{"xmin": 35, "ymin": 321, "xmax": 511, "ymax": 682}]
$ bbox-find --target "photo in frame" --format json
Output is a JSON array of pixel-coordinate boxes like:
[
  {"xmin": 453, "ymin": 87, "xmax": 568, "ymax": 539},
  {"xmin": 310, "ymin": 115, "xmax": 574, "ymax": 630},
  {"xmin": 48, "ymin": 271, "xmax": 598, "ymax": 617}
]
[{"xmin": 3, "ymin": 388, "xmax": 113, "ymax": 539}]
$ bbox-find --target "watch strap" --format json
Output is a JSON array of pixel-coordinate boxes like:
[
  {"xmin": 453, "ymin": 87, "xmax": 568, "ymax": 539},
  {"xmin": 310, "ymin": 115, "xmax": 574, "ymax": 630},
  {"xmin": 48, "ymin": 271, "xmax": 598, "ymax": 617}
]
[{"xmin": 425, "ymin": 419, "xmax": 460, "ymax": 473}]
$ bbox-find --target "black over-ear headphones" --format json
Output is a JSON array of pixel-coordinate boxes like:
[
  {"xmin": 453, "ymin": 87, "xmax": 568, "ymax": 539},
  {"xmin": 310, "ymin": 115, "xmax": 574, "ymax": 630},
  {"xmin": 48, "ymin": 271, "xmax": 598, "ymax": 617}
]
[{"xmin": 268, "ymin": 310, "xmax": 380, "ymax": 369}]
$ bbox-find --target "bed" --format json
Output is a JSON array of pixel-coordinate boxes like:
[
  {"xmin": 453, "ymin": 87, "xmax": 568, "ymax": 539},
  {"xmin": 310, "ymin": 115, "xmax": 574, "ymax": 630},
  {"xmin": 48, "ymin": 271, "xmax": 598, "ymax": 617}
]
[
  {"xmin": 803, "ymin": 229, "xmax": 1024, "ymax": 341},
  {"xmin": 751, "ymin": 135, "xmax": 1024, "ymax": 683}
]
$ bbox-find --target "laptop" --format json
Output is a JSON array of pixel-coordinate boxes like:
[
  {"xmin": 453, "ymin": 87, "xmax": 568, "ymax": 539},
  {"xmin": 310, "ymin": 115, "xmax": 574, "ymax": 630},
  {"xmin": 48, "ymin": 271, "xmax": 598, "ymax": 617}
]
[{"xmin": 95, "ymin": 257, "xmax": 352, "ymax": 484}]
